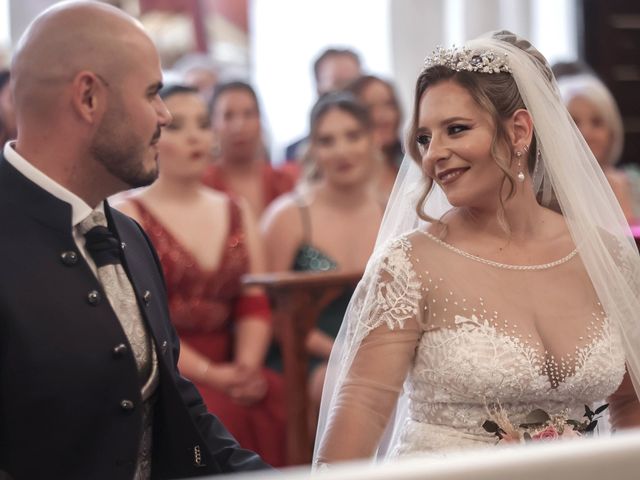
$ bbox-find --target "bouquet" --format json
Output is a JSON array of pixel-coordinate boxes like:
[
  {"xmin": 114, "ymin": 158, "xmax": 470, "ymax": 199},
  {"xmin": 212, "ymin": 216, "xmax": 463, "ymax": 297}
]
[{"xmin": 482, "ymin": 403, "xmax": 609, "ymax": 443}]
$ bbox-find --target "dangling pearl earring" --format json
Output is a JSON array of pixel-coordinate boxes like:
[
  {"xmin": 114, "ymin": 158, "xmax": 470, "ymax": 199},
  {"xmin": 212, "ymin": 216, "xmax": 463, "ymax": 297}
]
[{"xmin": 515, "ymin": 150, "xmax": 525, "ymax": 183}]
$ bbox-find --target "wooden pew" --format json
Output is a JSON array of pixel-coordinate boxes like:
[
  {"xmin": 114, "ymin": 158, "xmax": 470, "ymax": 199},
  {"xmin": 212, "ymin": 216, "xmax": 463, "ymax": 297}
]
[{"xmin": 243, "ymin": 270, "xmax": 362, "ymax": 466}]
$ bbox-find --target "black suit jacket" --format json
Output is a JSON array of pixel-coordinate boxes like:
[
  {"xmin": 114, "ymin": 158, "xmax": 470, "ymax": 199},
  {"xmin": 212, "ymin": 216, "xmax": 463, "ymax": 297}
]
[{"xmin": 0, "ymin": 154, "xmax": 269, "ymax": 479}]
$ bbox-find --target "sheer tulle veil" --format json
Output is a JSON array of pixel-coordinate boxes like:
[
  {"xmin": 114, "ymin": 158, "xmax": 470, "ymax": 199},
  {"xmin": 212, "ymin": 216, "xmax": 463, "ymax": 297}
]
[{"xmin": 313, "ymin": 30, "xmax": 640, "ymax": 465}]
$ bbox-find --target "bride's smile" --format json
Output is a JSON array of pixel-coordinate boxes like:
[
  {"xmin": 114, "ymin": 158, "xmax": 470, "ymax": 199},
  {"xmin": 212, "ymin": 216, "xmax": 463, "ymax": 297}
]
[{"xmin": 416, "ymin": 81, "xmax": 509, "ymax": 209}]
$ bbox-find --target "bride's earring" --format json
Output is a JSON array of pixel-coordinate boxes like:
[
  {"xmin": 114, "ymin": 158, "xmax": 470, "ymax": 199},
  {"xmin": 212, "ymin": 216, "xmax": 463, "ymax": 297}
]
[{"xmin": 515, "ymin": 150, "xmax": 525, "ymax": 183}]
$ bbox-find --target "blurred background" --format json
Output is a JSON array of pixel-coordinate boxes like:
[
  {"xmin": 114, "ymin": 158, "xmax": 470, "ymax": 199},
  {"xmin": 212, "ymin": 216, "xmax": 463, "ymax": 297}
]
[{"xmin": 0, "ymin": 0, "xmax": 637, "ymax": 167}]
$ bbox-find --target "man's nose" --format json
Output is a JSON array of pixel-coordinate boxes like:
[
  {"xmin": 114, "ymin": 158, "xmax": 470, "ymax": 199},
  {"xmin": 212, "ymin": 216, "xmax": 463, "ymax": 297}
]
[{"xmin": 156, "ymin": 98, "xmax": 172, "ymax": 127}]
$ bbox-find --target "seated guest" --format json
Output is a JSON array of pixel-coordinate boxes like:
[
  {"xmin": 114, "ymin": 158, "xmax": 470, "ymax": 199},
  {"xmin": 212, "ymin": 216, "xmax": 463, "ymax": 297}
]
[
  {"xmin": 261, "ymin": 91, "xmax": 383, "ymax": 417},
  {"xmin": 284, "ymin": 47, "xmax": 364, "ymax": 164},
  {"xmin": 346, "ymin": 74, "xmax": 404, "ymax": 203},
  {"xmin": 203, "ymin": 81, "xmax": 294, "ymax": 218},
  {"xmin": 558, "ymin": 74, "xmax": 635, "ymax": 221},
  {"xmin": 117, "ymin": 85, "xmax": 286, "ymax": 467}
]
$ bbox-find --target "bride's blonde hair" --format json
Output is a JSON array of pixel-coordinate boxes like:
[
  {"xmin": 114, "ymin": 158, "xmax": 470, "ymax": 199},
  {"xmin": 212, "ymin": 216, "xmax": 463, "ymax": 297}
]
[{"xmin": 407, "ymin": 31, "xmax": 553, "ymax": 230}]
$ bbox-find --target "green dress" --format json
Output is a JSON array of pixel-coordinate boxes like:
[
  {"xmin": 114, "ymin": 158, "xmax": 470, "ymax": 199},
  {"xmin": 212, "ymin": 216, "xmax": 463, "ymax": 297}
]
[{"xmin": 265, "ymin": 198, "xmax": 354, "ymax": 372}]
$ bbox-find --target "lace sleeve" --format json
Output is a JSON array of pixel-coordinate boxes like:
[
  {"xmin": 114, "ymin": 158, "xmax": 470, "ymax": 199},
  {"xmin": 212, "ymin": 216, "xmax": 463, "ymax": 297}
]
[{"xmin": 315, "ymin": 237, "xmax": 424, "ymax": 464}]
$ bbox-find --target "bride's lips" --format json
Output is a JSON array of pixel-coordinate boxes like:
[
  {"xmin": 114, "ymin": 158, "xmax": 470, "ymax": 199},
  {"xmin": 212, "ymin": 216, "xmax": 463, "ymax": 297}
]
[{"xmin": 437, "ymin": 167, "xmax": 469, "ymax": 185}]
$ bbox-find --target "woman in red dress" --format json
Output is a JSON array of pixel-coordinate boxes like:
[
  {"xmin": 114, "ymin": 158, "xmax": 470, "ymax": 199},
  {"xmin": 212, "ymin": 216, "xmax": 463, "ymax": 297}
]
[
  {"xmin": 117, "ymin": 85, "xmax": 286, "ymax": 466},
  {"xmin": 203, "ymin": 81, "xmax": 296, "ymax": 218}
]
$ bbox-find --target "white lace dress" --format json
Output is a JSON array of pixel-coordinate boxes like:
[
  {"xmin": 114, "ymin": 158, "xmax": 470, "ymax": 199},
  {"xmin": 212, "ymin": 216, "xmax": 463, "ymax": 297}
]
[{"xmin": 316, "ymin": 230, "xmax": 626, "ymax": 463}]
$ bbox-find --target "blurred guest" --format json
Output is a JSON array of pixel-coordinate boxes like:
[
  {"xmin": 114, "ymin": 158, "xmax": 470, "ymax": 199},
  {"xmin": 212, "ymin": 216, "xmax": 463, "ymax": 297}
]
[
  {"xmin": 261, "ymin": 91, "xmax": 383, "ymax": 415},
  {"xmin": 284, "ymin": 47, "xmax": 363, "ymax": 163},
  {"xmin": 346, "ymin": 75, "xmax": 403, "ymax": 202},
  {"xmin": 117, "ymin": 85, "xmax": 286, "ymax": 467},
  {"xmin": 173, "ymin": 52, "xmax": 219, "ymax": 103},
  {"xmin": 558, "ymin": 74, "xmax": 634, "ymax": 221},
  {"xmin": 0, "ymin": 70, "xmax": 16, "ymax": 146},
  {"xmin": 314, "ymin": 48, "xmax": 362, "ymax": 97},
  {"xmin": 204, "ymin": 81, "xmax": 294, "ymax": 218}
]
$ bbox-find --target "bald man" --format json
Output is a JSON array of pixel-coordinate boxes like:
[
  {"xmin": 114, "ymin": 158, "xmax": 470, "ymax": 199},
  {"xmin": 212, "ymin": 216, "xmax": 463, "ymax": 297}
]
[{"xmin": 0, "ymin": 2, "xmax": 269, "ymax": 479}]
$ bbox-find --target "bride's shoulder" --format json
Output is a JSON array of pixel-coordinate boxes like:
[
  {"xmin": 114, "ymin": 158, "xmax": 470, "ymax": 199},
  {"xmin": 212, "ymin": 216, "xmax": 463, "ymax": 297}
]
[{"xmin": 372, "ymin": 228, "xmax": 441, "ymax": 267}]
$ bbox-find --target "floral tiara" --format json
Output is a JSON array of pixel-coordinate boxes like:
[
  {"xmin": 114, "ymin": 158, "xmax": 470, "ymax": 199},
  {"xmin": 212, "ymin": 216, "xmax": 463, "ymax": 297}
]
[{"xmin": 422, "ymin": 46, "xmax": 511, "ymax": 74}]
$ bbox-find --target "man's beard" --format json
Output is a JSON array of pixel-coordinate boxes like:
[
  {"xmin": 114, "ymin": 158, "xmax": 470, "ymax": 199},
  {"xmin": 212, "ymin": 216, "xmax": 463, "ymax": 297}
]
[{"xmin": 90, "ymin": 108, "xmax": 160, "ymax": 189}]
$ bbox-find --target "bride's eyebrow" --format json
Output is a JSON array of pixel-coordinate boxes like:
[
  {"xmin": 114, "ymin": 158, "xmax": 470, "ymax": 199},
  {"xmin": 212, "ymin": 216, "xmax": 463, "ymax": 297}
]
[
  {"xmin": 441, "ymin": 116, "xmax": 473, "ymax": 125},
  {"xmin": 416, "ymin": 116, "xmax": 474, "ymax": 132}
]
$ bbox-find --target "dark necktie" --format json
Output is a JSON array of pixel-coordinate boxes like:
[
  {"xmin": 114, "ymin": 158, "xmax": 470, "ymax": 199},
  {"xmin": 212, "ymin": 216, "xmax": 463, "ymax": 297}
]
[{"xmin": 83, "ymin": 223, "xmax": 122, "ymax": 267}]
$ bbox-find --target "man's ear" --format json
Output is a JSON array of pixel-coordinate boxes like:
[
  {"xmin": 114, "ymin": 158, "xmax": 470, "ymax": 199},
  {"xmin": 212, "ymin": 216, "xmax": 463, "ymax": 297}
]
[
  {"xmin": 70, "ymin": 71, "xmax": 104, "ymax": 124},
  {"xmin": 508, "ymin": 108, "xmax": 534, "ymax": 151}
]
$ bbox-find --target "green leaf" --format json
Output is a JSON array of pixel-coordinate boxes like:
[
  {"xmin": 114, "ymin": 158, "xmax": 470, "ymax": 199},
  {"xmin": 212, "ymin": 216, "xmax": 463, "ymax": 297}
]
[
  {"xmin": 594, "ymin": 404, "xmax": 609, "ymax": 415},
  {"xmin": 482, "ymin": 420, "xmax": 505, "ymax": 438},
  {"xmin": 523, "ymin": 432, "xmax": 532, "ymax": 442},
  {"xmin": 585, "ymin": 420, "xmax": 598, "ymax": 432},
  {"xmin": 584, "ymin": 405, "xmax": 595, "ymax": 418},
  {"xmin": 566, "ymin": 419, "xmax": 581, "ymax": 427},
  {"xmin": 525, "ymin": 409, "xmax": 551, "ymax": 425},
  {"xmin": 518, "ymin": 422, "xmax": 544, "ymax": 429},
  {"xmin": 482, "ymin": 420, "xmax": 500, "ymax": 433}
]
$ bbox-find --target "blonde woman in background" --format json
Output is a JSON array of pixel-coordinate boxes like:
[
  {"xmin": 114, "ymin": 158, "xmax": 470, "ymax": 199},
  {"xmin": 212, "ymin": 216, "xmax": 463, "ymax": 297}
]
[
  {"xmin": 558, "ymin": 74, "xmax": 635, "ymax": 221},
  {"xmin": 346, "ymin": 75, "xmax": 404, "ymax": 203}
]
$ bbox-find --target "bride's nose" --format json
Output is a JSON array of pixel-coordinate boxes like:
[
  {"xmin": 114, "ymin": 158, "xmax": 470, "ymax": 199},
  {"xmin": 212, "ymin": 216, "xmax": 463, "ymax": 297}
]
[{"xmin": 422, "ymin": 134, "xmax": 450, "ymax": 175}]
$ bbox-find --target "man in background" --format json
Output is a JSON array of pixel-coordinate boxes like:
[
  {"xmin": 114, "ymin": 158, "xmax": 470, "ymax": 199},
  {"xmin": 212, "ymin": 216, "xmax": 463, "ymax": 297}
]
[{"xmin": 283, "ymin": 47, "xmax": 363, "ymax": 163}]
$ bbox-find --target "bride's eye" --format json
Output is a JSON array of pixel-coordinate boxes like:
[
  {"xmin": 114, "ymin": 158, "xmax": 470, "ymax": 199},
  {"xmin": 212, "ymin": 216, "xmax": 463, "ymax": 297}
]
[
  {"xmin": 448, "ymin": 124, "xmax": 469, "ymax": 135},
  {"xmin": 416, "ymin": 134, "xmax": 431, "ymax": 146}
]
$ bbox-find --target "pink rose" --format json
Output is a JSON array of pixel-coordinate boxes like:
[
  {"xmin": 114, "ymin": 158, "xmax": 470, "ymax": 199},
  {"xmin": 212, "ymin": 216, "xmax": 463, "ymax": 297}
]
[{"xmin": 532, "ymin": 425, "xmax": 560, "ymax": 441}]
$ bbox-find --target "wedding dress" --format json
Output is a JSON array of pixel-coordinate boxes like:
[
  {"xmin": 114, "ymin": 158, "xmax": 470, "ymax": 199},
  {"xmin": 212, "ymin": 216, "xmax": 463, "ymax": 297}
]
[{"xmin": 314, "ymin": 229, "xmax": 625, "ymax": 462}]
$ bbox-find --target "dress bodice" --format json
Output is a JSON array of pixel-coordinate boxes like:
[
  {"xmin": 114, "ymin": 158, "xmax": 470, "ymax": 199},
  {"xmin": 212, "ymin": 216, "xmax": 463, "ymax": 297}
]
[
  {"xmin": 131, "ymin": 198, "xmax": 248, "ymax": 334},
  {"xmin": 394, "ymin": 231, "xmax": 626, "ymax": 455},
  {"xmin": 292, "ymin": 245, "xmax": 337, "ymax": 272}
]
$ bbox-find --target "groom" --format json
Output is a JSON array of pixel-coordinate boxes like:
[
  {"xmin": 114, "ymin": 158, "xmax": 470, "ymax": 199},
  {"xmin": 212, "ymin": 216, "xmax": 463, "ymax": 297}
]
[{"xmin": 0, "ymin": 1, "xmax": 269, "ymax": 479}]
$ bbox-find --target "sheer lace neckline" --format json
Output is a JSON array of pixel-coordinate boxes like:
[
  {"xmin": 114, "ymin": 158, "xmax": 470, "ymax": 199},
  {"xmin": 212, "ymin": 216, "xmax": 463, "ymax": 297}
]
[{"xmin": 419, "ymin": 230, "xmax": 578, "ymax": 270}]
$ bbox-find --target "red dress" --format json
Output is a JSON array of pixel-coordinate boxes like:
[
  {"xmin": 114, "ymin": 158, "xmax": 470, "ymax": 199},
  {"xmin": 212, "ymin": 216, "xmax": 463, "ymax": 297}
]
[
  {"xmin": 130, "ymin": 198, "xmax": 286, "ymax": 466},
  {"xmin": 201, "ymin": 162, "xmax": 296, "ymax": 206}
]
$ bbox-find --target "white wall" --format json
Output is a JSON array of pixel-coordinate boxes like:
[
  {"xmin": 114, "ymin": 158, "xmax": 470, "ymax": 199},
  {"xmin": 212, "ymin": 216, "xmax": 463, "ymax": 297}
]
[
  {"xmin": 252, "ymin": 0, "xmax": 578, "ymax": 165},
  {"xmin": 251, "ymin": 0, "xmax": 392, "ymax": 164}
]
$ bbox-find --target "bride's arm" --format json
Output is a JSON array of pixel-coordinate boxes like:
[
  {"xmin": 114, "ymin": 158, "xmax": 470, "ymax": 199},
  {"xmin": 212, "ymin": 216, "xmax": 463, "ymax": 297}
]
[
  {"xmin": 607, "ymin": 369, "xmax": 640, "ymax": 429},
  {"xmin": 315, "ymin": 320, "xmax": 422, "ymax": 463},
  {"xmin": 315, "ymin": 238, "xmax": 425, "ymax": 464}
]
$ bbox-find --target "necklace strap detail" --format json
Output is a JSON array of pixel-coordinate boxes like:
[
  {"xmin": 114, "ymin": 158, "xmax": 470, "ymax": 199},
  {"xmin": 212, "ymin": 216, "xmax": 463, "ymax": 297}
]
[{"xmin": 422, "ymin": 231, "xmax": 577, "ymax": 270}]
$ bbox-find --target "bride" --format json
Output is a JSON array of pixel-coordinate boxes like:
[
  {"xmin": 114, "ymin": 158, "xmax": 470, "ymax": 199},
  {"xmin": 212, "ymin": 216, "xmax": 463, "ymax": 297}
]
[{"xmin": 313, "ymin": 30, "xmax": 640, "ymax": 466}]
